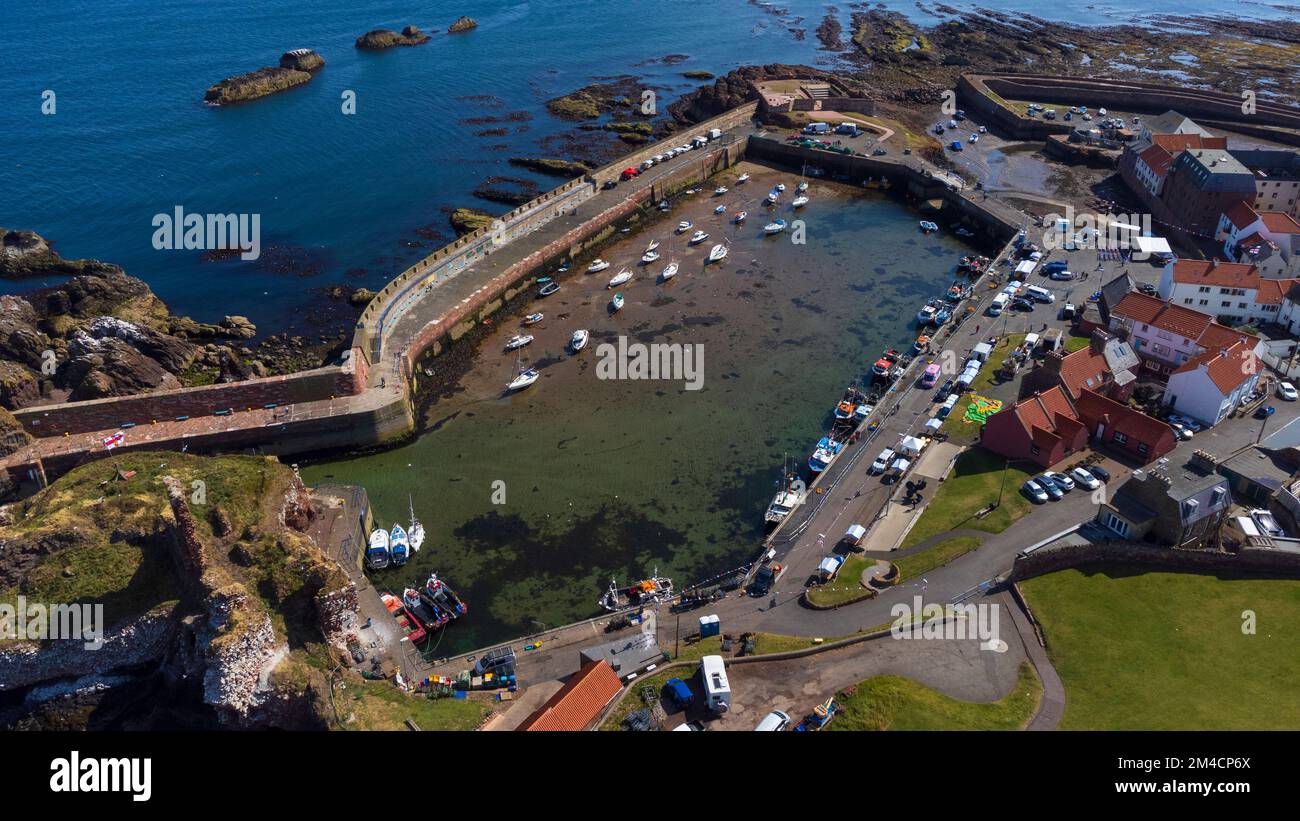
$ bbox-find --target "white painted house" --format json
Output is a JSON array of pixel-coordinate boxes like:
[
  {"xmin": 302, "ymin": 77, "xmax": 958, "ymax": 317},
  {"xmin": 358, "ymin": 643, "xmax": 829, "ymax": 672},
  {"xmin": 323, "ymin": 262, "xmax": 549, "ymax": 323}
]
[
  {"xmin": 1155, "ymin": 258, "xmax": 1295, "ymax": 326},
  {"xmin": 1216, "ymin": 201, "xmax": 1300, "ymax": 279},
  {"xmin": 1162, "ymin": 340, "xmax": 1261, "ymax": 426}
]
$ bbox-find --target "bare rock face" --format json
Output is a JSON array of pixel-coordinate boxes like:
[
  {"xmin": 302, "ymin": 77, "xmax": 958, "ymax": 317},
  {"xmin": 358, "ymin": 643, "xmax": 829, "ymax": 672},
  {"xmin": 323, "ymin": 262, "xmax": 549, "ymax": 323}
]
[
  {"xmin": 0, "ymin": 362, "xmax": 40, "ymax": 410},
  {"xmin": 59, "ymin": 336, "xmax": 182, "ymax": 400},
  {"xmin": 448, "ymin": 16, "xmax": 477, "ymax": 33},
  {"xmin": 279, "ymin": 49, "xmax": 325, "ymax": 72},
  {"xmin": 205, "ymin": 51, "xmax": 322, "ymax": 105},
  {"xmin": 355, "ymin": 26, "xmax": 431, "ymax": 49}
]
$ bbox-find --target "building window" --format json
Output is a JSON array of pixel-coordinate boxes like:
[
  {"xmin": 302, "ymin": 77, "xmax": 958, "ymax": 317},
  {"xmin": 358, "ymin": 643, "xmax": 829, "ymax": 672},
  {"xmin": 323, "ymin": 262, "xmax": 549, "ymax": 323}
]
[
  {"xmin": 1030, "ymin": 444, "xmax": 1041, "ymax": 455},
  {"xmin": 1137, "ymin": 442, "xmax": 1149, "ymax": 455},
  {"xmin": 1112, "ymin": 431, "xmax": 1128, "ymax": 445},
  {"xmin": 1105, "ymin": 513, "xmax": 1130, "ymax": 538}
]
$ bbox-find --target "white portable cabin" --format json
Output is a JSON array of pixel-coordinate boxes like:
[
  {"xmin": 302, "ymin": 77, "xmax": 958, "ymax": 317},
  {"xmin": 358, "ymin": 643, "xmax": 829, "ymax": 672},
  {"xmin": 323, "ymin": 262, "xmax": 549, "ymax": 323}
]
[
  {"xmin": 844, "ymin": 523, "xmax": 867, "ymax": 545},
  {"xmin": 701, "ymin": 654, "xmax": 731, "ymax": 713},
  {"xmin": 971, "ymin": 342, "xmax": 994, "ymax": 362},
  {"xmin": 1015, "ymin": 259, "xmax": 1038, "ymax": 277}
]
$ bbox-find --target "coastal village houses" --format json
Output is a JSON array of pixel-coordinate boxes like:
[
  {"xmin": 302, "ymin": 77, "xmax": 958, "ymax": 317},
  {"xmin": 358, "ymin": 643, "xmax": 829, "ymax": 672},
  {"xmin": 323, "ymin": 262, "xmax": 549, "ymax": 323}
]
[
  {"xmin": 1215, "ymin": 203, "xmax": 1300, "ymax": 279},
  {"xmin": 1162, "ymin": 339, "xmax": 1261, "ymax": 426},
  {"xmin": 1097, "ymin": 465, "xmax": 1231, "ymax": 548},
  {"xmin": 1155, "ymin": 258, "xmax": 1298, "ymax": 326},
  {"xmin": 1106, "ymin": 291, "xmax": 1262, "ymax": 378}
]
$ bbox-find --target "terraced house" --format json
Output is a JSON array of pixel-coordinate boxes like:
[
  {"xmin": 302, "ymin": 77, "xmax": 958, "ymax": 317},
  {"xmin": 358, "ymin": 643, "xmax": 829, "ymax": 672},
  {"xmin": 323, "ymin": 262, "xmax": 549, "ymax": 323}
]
[
  {"xmin": 1156, "ymin": 258, "xmax": 1298, "ymax": 326},
  {"xmin": 1106, "ymin": 291, "xmax": 1260, "ymax": 377},
  {"xmin": 1215, "ymin": 203, "xmax": 1300, "ymax": 279}
]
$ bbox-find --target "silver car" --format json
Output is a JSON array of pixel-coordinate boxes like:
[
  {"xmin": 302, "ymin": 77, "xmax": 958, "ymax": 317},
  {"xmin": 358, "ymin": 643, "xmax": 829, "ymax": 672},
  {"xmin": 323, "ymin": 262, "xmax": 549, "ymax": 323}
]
[{"xmin": 1022, "ymin": 479, "xmax": 1048, "ymax": 503}]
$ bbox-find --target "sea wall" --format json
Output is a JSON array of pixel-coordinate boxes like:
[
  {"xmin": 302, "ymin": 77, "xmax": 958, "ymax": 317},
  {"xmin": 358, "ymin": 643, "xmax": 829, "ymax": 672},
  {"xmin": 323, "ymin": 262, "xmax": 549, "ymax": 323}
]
[{"xmin": 1011, "ymin": 541, "xmax": 1300, "ymax": 581}]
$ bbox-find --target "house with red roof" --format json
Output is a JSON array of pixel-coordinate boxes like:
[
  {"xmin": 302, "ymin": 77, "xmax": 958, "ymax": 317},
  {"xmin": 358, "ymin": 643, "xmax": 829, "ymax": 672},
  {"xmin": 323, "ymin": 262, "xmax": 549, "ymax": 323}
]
[
  {"xmin": 1019, "ymin": 329, "xmax": 1139, "ymax": 403},
  {"xmin": 516, "ymin": 659, "xmax": 624, "ymax": 731},
  {"xmin": 1073, "ymin": 388, "xmax": 1178, "ymax": 464},
  {"xmin": 1107, "ymin": 291, "xmax": 1261, "ymax": 377},
  {"xmin": 981, "ymin": 386, "xmax": 1088, "ymax": 469},
  {"xmin": 1156, "ymin": 258, "xmax": 1297, "ymax": 326},
  {"xmin": 1216, "ymin": 203, "xmax": 1300, "ymax": 278},
  {"xmin": 1162, "ymin": 339, "xmax": 1262, "ymax": 426}
]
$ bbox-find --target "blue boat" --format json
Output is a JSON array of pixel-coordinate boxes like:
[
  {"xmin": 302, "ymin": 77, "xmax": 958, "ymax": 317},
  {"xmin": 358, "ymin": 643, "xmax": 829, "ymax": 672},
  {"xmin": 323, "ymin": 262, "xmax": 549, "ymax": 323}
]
[
  {"xmin": 390, "ymin": 523, "xmax": 409, "ymax": 566},
  {"xmin": 808, "ymin": 436, "xmax": 846, "ymax": 473},
  {"xmin": 934, "ymin": 306, "xmax": 951, "ymax": 325}
]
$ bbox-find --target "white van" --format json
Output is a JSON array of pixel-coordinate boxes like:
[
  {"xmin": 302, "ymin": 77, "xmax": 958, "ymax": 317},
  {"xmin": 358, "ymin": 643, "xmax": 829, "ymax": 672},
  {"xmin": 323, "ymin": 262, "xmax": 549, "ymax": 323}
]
[
  {"xmin": 754, "ymin": 710, "xmax": 791, "ymax": 731},
  {"xmin": 988, "ymin": 293, "xmax": 1010, "ymax": 316},
  {"xmin": 1025, "ymin": 285, "xmax": 1055, "ymax": 303}
]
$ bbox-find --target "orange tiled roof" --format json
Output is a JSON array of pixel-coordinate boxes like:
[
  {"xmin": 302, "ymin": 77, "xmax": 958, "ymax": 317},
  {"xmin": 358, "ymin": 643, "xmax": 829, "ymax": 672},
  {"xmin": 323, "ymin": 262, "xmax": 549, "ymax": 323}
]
[
  {"xmin": 1111, "ymin": 292, "xmax": 1242, "ymax": 352},
  {"xmin": 1260, "ymin": 211, "xmax": 1300, "ymax": 235},
  {"xmin": 1151, "ymin": 133, "xmax": 1227, "ymax": 152},
  {"xmin": 1172, "ymin": 340, "xmax": 1259, "ymax": 394},
  {"xmin": 1074, "ymin": 389, "xmax": 1177, "ymax": 447},
  {"xmin": 1138, "ymin": 145, "xmax": 1174, "ymax": 176},
  {"xmin": 1006, "ymin": 386, "xmax": 1082, "ymax": 446},
  {"xmin": 518, "ymin": 660, "xmax": 623, "ymax": 731},
  {"xmin": 1223, "ymin": 201, "xmax": 1260, "ymax": 231},
  {"xmin": 1056, "ymin": 347, "xmax": 1113, "ymax": 399},
  {"xmin": 1169, "ymin": 259, "xmax": 1259, "ymax": 290},
  {"xmin": 1256, "ymin": 278, "xmax": 1298, "ymax": 305}
]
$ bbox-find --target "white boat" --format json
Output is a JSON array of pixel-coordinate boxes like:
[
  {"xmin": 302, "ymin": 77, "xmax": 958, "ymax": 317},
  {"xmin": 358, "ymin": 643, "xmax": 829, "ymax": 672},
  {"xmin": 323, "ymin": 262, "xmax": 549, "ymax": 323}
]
[
  {"xmin": 677, "ymin": 221, "xmax": 693, "ymax": 233},
  {"xmin": 714, "ymin": 186, "xmax": 728, "ymax": 195},
  {"xmin": 588, "ymin": 259, "xmax": 610, "ymax": 273},
  {"xmin": 707, "ymin": 243, "xmax": 728, "ymax": 263},
  {"xmin": 689, "ymin": 230, "xmax": 709, "ymax": 244},
  {"xmin": 797, "ymin": 181, "xmax": 808, "ymax": 192},
  {"xmin": 646, "ymin": 240, "xmax": 660, "ymax": 253},
  {"xmin": 366, "ymin": 528, "xmax": 391, "ymax": 570},
  {"xmin": 661, "ymin": 262, "xmax": 679, "ymax": 281},
  {"xmin": 608, "ymin": 269, "xmax": 632, "ymax": 288},
  {"xmin": 737, "ymin": 172, "xmax": 750, "ymax": 183},
  {"xmin": 919, "ymin": 221, "xmax": 939, "ymax": 233},
  {"xmin": 390, "ymin": 523, "xmax": 410, "ymax": 566},
  {"xmin": 734, "ymin": 210, "xmax": 748, "ymax": 223},
  {"xmin": 408, "ymin": 496, "xmax": 425, "ymax": 552},
  {"xmin": 763, "ymin": 219, "xmax": 787, "ymax": 235},
  {"xmin": 505, "ymin": 334, "xmax": 533, "ymax": 350},
  {"xmin": 792, "ymin": 195, "xmax": 809, "ymax": 208},
  {"xmin": 641, "ymin": 250, "xmax": 660, "ymax": 263},
  {"xmin": 611, "ymin": 292, "xmax": 625, "ymax": 312},
  {"xmin": 916, "ymin": 300, "xmax": 939, "ymax": 324},
  {"xmin": 714, "ymin": 205, "xmax": 727, "ymax": 214},
  {"xmin": 765, "ymin": 188, "xmax": 781, "ymax": 204},
  {"xmin": 776, "ymin": 183, "xmax": 786, "ymax": 192},
  {"xmin": 523, "ymin": 312, "xmax": 543, "ymax": 326},
  {"xmin": 570, "ymin": 329, "xmax": 590, "ymax": 351},
  {"xmin": 507, "ymin": 367, "xmax": 539, "ymax": 391}
]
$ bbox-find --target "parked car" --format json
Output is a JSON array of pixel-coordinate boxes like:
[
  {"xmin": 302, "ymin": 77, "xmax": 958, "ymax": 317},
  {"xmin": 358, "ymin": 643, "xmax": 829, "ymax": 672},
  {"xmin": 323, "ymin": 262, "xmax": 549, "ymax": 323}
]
[
  {"xmin": 1138, "ymin": 283, "xmax": 1158, "ymax": 295},
  {"xmin": 1037, "ymin": 477, "xmax": 1064, "ymax": 500},
  {"xmin": 755, "ymin": 710, "xmax": 791, "ymax": 731},
  {"xmin": 1049, "ymin": 269, "xmax": 1074, "ymax": 281},
  {"xmin": 1043, "ymin": 471, "xmax": 1075, "ymax": 491},
  {"xmin": 1166, "ymin": 414, "xmax": 1202, "ymax": 432},
  {"xmin": 1011, "ymin": 297, "xmax": 1035, "ymax": 312},
  {"xmin": 1278, "ymin": 382, "xmax": 1299, "ymax": 401},
  {"xmin": 1022, "ymin": 479, "xmax": 1049, "ymax": 504},
  {"xmin": 1070, "ymin": 466, "xmax": 1102, "ymax": 491},
  {"xmin": 664, "ymin": 678, "xmax": 694, "ymax": 710},
  {"xmin": 870, "ymin": 448, "xmax": 896, "ymax": 475},
  {"xmin": 1168, "ymin": 421, "xmax": 1194, "ymax": 440},
  {"xmin": 935, "ymin": 379, "xmax": 955, "ymax": 401},
  {"xmin": 1042, "ymin": 260, "xmax": 1069, "ymax": 274},
  {"xmin": 602, "ymin": 180, "xmax": 618, "ymax": 190},
  {"xmin": 872, "ymin": 148, "xmax": 887, "ymax": 156},
  {"xmin": 1255, "ymin": 404, "xmax": 1277, "ymax": 419},
  {"xmin": 1087, "ymin": 465, "xmax": 1111, "ymax": 483}
]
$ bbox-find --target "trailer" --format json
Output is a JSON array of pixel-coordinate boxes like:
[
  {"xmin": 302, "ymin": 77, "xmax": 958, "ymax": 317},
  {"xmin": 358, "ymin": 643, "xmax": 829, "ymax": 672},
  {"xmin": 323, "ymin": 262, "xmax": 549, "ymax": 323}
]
[{"xmin": 701, "ymin": 654, "xmax": 731, "ymax": 713}]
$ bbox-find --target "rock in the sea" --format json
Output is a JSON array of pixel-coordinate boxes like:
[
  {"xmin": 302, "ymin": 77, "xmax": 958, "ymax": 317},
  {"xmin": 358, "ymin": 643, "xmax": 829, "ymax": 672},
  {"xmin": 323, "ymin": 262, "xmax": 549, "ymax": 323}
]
[
  {"xmin": 355, "ymin": 26, "xmax": 430, "ymax": 49},
  {"xmin": 205, "ymin": 51, "xmax": 323, "ymax": 105},
  {"xmin": 220, "ymin": 316, "xmax": 257, "ymax": 340},
  {"xmin": 449, "ymin": 208, "xmax": 495, "ymax": 236},
  {"xmin": 448, "ymin": 16, "xmax": 478, "ymax": 33},
  {"xmin": 349, "ymin": 288, "xmax": 377, "ymax": 307}
]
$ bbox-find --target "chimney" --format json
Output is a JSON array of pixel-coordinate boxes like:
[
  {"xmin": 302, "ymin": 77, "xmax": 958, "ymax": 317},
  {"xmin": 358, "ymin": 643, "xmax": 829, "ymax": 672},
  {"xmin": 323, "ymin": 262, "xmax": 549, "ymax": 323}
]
[{"xmin": 1089, "ymin": 328, "xmax": 1112, "ymax": 355}]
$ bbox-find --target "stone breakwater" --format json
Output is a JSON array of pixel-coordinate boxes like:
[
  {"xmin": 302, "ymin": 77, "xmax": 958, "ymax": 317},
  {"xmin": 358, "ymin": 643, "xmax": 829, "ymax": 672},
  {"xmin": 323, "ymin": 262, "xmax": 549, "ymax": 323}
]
[{"xmin": 204, "ymin": 50, "xmax": 325, "ymax": 105}]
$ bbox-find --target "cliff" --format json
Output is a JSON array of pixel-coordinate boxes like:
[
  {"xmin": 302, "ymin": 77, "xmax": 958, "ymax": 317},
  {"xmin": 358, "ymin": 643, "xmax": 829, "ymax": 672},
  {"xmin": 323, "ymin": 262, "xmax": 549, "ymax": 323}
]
[
  {"xmin": 356, "ymin": 26, "xmax": 431, "ymax": 49},
  {"xmin": 204, "ymin": 51, "xmax": 324, "ymax": 105}
]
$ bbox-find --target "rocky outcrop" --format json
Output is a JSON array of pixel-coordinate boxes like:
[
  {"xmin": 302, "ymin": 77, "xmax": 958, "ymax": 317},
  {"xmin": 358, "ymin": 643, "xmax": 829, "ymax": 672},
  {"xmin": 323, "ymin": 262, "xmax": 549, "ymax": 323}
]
[
  {"xmin": 448, "ymin": 16, "xmax": 478, "ymax": 33},
  {"xmin": 507, "ymin": 157, "xmax": 592, "ymax": 177},
  {"xmin": 200, "ymin": 585, "xmax": 280, "ymax": 725},
  {"xmin": 448, "ymin": 207, "xmax": 495, "ymax": 236},
  {"xmin": 356, "ymin": 26, "xmax": 430, "ymax": 49},
  {"xmin": 545, "ymin": 76, "xmax": 641, "ymax": 120},
  {"xmin": 205, "ymin": 51, "xmax": 323, "ymax": 105}
]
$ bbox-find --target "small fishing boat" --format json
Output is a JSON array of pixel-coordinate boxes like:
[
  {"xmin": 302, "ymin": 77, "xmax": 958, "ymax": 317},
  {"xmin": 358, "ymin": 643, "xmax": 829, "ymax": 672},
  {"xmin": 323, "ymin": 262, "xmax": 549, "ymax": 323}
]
[
  {"xmin": 919, "ymin": 220, "xmax": 939, "ymax": 233},
  {"xmin": 734, "ymin": 210, "xmax": 748, "ymax": 223},
  {"xmin": 505, "ymin": 334, "xmax": 533, "ymax": 351},
  {"xmin": 661, "ymin": 262, "xmax": 679, "ymax": 281},
  {"xmin": 366, "ymin": 528, "xmax": 390, "ymax": 570},
  {"xmin": 588, "ymin": 258, "xmax": 611, "ymax": 273},
  {"xmin": 611, "ymin": 292, "xmax": 625, "ymax": 312},
  {"xmin": 714, "ymin": 204, "xmax": 727, "ymax": 214},
  {"xmin": 797, "ymin": 181, "xmax": 808, "ymax": 192},
  {"xmin": 913, "ymin": 334, "xmax": 930, "ymax": 354},
  {"xmin": 776, "ymin": 183, "xmax": 787, "ymax": 192},
  {"xmin": 608, "ymin": 269, "xmax": 632, "ymax": 288},
  {"xmin": 934, "ymin": 306, "xmax": 952, "ymax": 325},
  {"xmin": 600, "ymin": 572, "xmax": 674, "ymax": 611},
  {"xmin": 737, "ymin": 172, "xmax": 750, "ymax": 183},
  {"xmin": 381, "ymin": 592, "xmax": 427, "ymax": 645},
  {"xmin": 421, "ymin": 573, "xmax": 469, "ymax": 620},
  {"xmin": 537, "ymin": 276, "xmax": 552, "ymax": 284},
  {"xmin": 408, "ymin": 496, "xmax": 425, "ymax": 552},
  {"xmin": 766, "ymin": 187, "xmax": 781, "ymax": 203},
  {"xmin": 570, "ymin": 329, "xmax": 589, "ymax": 351},
  {"xmin": 641, "ymin": 250, "xmax": 660, "ymax": 263},
  {"xmin": 916, "ymin": 300, "xmax": 939, "ymax": 325},
  {"xmin": 689, "ymin": 230, "xmax": 709, "ymax": 244},
  {"xmin": 714, "ymin": 186, "xmax": 728, "ymax": 195},
  {"xmin": 659, "ymin": 200, "xmax": 670, "ymax": 211},
  {"xmin": 946, "ymin": 281, "xmax": 970, "ymax": 301},
  {"xmin": 954, "ymin": 227, "xmax": 975, "ymax": 238},
  {"xmin": 523, "ymin": 312, "xmax": 543, "ymax": 326},
  {"xmin": 390, "ymin": 523, "xmax": 409, "ymax": 566},
  {"xmin": 871, "ymin": 349, "xmax": 901, "ymax": 379},
  {"xmin": 792, "ymin": 195, "xmax": 809, "ymax": 208},
  {"xmin": 808, "ymin": 436, "xmax": 845, "ymax": 473},
  {"xmin": 556, "ymin": 263, "xmax": 569, "ymax": 273},
  {"xmin": 854, "ymin": 402, "xmax": 874, "ymax": 421},
  {"xmin": 834, "ymin": 397, "xmax": 857, "ymax": 421},
  {"xmin": 707, "ymin": 243, "xmax": 728, "ymax": 263},
  {"xmin": 507, "ymin": 366, "xmax": 538, "ymax": 391},
  {"xmin": 764, "ymin": 219, "xmax": 787, "ymax": 235},
  {"xmin": 539, "ymin": 282, "xmax": 560, "ymax": 297},
  {"xmin": 677, "ymin": 220, "xmax": 693, "ymax": 233},
  {"xmin": 646, "ymin": 240, "xmax": 660, "ymax": 253},
  {"xmin": 765, "ymin": 457, "xmax": 806, "ymax": 527}
]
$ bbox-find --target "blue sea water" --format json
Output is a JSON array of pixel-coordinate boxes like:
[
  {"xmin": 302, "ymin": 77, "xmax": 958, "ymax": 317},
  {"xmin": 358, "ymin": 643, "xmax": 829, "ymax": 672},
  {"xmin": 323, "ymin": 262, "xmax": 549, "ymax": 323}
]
[{"xmin": 0, "ymin": 0, "xmax": 1286, "ymax": 332}]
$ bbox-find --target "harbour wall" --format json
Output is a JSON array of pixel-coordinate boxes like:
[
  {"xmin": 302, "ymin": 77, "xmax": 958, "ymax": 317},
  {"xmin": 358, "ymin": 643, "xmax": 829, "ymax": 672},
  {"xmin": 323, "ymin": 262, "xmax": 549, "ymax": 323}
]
[{"xmin": 1011, "ymin": 541, "xmax": 1300, "ymax": 581}]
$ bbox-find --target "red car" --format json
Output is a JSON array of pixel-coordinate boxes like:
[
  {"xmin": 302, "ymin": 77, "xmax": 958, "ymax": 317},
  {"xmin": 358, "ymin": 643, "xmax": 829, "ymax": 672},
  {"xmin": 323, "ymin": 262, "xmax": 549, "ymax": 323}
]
[{"xmin": 620, "ymin": 167, "xmax": 639, "ymax": 181}]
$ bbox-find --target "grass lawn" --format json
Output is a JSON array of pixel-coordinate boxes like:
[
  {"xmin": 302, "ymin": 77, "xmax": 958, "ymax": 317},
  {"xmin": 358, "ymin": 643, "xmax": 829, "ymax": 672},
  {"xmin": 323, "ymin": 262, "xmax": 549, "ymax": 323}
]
[
  {"xmin": 339, "ymin": 678, "xmax": 492, "ymax": 731},
  {"xmin": 895, "ymin": 536, "xmax": 982, "ymax": 582},
  {"xmin": 938, "ymin": 334, "xmax": 1024, "ymax": 446},
  {"xmin": 1063, "ymin": 335, "xmax": 1091, "ymax": 352},
  {"xmin": 804, "ymin": 554, "xmax": 875, "ymax": 607},
  {"xmin": 829, "ymin": 662, "xmax": 1041, "ymax": 730},
  {"xmin": 900, "ymin": 448, "xmax": 1035, "ymax": 548},
  {"xmin": 1021, "ymin": 566, "xmax": 1300, "ymax": 729}
]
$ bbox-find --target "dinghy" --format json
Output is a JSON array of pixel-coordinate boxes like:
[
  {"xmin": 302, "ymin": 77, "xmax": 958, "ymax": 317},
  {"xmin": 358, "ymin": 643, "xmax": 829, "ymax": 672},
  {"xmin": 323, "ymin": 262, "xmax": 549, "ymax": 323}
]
[
  {"xmin": 737, "ymin": 172, "xmax": 750, "ymax": 183},
  {"xmin": 611, "ymin": 292, "xmax": 625, "ymax": 312},
  {"xmin": 677, "ymin": 221, "xmax": 693, "ymax": 233},
  {"xmin": 539, "ymin": 282, "xmax": 560, "ymax": 297},
  {"xmin": 714, "ymin": 204, "xmax": 727, "ymax": 214},
  {"xmin": 641, "ymin": 250, "xmax": 660, "ymax": 263},
  {"xmin": 734, "ymin": 210, "xmax": 748, "ymax": 223},
  {"xmin": 505, "ymin": 334, "xmax": 533, "ymax": 351},
  {"xmin": 689, "ymin": 230, "xmax": 709, "ymax": 245},
  {"xmin": 523, "ymin": 312, "xmax": 543, "ymax": 326},
  {"xmin": 714, "ymin": 186, "xmax": 728, "ymax": 195},
  {"xmin": 792, "ymin": 195, "xmax": 809, "ymax": 208},
  {"xmin": 763, "ymin": 219, "xmax": 787, "ymax": 235},
  {"xmin": 776, "ymin": 183, "xmax": 786, "ymax": 192}
]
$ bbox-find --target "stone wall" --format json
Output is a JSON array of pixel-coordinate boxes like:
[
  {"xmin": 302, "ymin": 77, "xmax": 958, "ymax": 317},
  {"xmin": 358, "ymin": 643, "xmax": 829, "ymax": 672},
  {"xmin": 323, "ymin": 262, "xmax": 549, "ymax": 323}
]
[{"xmin": 1011, "ymin": 541, "xmax": 1300, "ymax": 581}]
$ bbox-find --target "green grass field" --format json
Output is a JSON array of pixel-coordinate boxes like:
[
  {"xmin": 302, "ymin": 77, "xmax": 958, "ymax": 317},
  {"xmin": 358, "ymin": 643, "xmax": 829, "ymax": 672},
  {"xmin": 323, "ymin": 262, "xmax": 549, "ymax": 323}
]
[
  {"xmin": 804, "ymin": 554, "xmax": 875, "ymax": 607},
  {"xmin": 900, "ymin": 448, "xmax": 1034, "ymax": 548},
  {"xmin": 1021, "ymin": 566, "xmax": 1300, "ymax": 729},
  {"xmin": 895, "ymin": 536, "xmax": 982, "ymax": 582},
  {"xmin": 829, "ymin": 662, "xmax": 1041, "ymax": 731}
]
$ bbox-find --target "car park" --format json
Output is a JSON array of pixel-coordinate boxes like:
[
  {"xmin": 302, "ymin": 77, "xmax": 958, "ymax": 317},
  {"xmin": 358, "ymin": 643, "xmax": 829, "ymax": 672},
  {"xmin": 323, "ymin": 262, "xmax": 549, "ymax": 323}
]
[
  {"xmin": 1022, "ymin": 479, "xmax": 1049, "ymax": 503},
  {"xmin": 755, "ymin": 710, "xmax": 791, "ymax": 731},
  {"xmin": 1037, "ymin": 477, "xmax": 1064, "ymax": 500},
  {"xmin": 1255, "ymin": 405, "xmax": 1277, "ymax": 419},
  {"xmin": 1278, "ymin": 382, "xmax": 1298, "ymax": 401},
  {"xmin": 1043, "ymin": 471, "xmax": 1075, "ymax": 491},
  {"xmin": 1070, "ymin": 467, "xmax": 1101, "ymax": 490},
  {"xmin": 870, "ymin": 448, "xmax": 896, "ymax": 474}
]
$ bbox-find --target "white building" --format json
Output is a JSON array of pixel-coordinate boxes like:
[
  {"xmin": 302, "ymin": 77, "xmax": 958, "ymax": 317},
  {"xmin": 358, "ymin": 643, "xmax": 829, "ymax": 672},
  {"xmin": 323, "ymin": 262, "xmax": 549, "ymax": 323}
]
[
  {"xmin": 1162, "ymin": 340, "xmax": 1261, "ymax": 426},
  {"xmin": 1217, "ymin": 202, "xmax": 1300, "ymax": 278},
  {"xmin": 1109, "ymin": 292, "xmax": 1262, "ymax": 376},
  {"xmin": 1156, "ymin": 258, "xmax": 1295, "ymax": 326}
]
